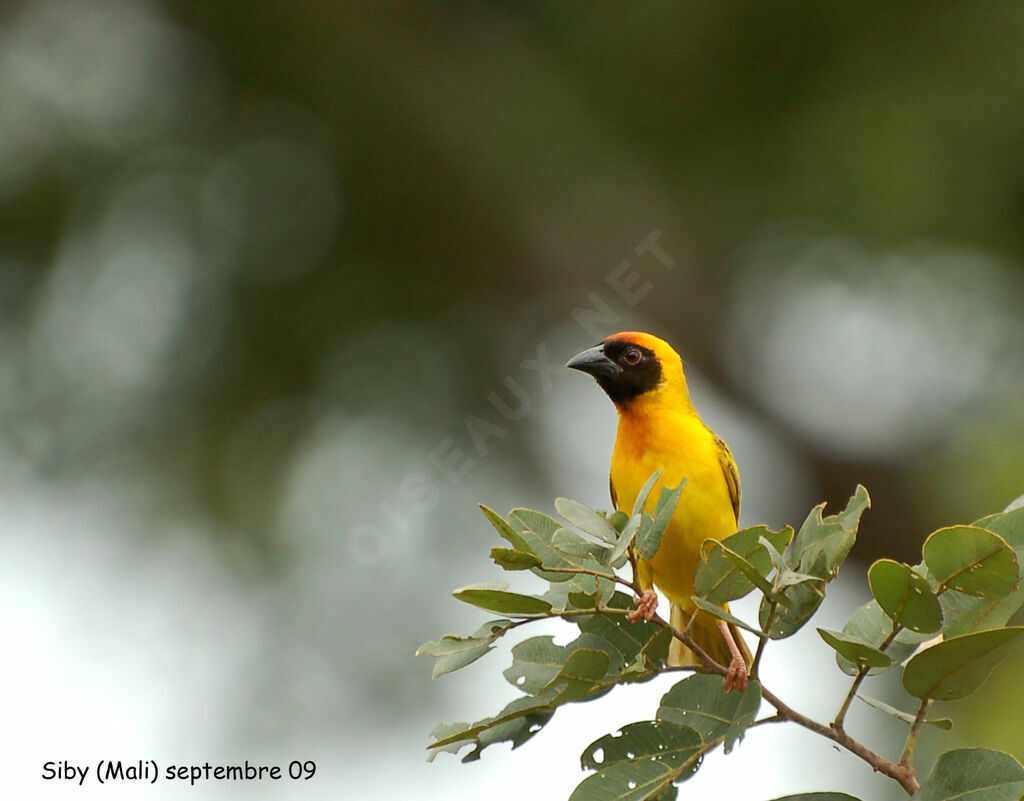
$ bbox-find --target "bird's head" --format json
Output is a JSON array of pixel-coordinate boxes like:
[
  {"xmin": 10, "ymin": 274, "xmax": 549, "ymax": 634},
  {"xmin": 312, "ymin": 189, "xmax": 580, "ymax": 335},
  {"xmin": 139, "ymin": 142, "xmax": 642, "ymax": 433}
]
[{"xmin": 566, "ymin": 331, "xmax": 689, "ymax": 409}]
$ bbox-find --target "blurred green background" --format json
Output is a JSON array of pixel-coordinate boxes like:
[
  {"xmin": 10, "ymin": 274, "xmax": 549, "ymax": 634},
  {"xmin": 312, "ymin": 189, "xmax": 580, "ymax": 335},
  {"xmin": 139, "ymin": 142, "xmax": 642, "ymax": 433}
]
[{"xmin": 4, "ymin": 1, "xmax": 1024, "ymax": 798}]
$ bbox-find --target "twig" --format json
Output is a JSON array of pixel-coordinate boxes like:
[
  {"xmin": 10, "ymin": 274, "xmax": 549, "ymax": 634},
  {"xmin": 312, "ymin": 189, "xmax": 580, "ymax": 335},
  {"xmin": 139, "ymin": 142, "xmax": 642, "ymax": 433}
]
[
  {"xmin": 899, "ymin": 698, "xmax": 932, "ymax": 768},
  {"xmin": 751, "ymin": 602, "xmax": 775, "ymax": 679},
  {"xmin": 833, "ymin": 622, "xmax": 902, "ymax": 733},
  {"xmin": 657, "ymin": 612, "xmax": 921, "ymax": 796},
  {"xmin": 832, "ymin": 667, "xmax": 868, "ymax": 733},
  {"xmin": 540, "ymin": 565, "xmax": 638, "ymax": 591}
]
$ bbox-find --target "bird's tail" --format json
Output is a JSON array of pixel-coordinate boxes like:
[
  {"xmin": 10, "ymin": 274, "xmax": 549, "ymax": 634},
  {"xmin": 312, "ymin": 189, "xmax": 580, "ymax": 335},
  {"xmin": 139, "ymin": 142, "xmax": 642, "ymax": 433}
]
[{"xmin": 668, "ymin": 602, "xmax": 753, "ymax": 669}]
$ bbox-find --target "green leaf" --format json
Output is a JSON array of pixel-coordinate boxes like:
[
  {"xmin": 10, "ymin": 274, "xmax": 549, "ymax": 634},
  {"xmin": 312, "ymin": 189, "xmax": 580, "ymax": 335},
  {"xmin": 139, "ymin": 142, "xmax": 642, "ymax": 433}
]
[
  {"xmin": 939, "ymin": 585, "xmax": 1024, "ymax": 638},
  {"xmin": 632, "ymin": 470, "xmax": 662, "ymax": 516},
  {"xmin": 506, "ymin": 508, "xmax": 580, "ymax": 582},
  {"xmin": 834, "ymin": 600, "xmax": 929, "ymax": 676},
  {"xmin": 569, "ymin": 759, "xmax": 678, "ymax": 801},
  {"xmin": 761, "ymin": 487, "xmax": 869, "ymax": 639},
  {"xmin": 416, "ymin": 619, "xmax": 513, "ymax": 679},
  {"xmin": 609, "ymin": 514, "xmax": 641, "ymax": 568},
  {"xmin": 554, "ymin": 648, "xmax": 613, "ymax": 702},
  {"xmin": 817, "ymin": 628, "xmax": 892, "ymax": 670},
  {"xmin": 718, "ymin": 543, "xmax": 778, "ymax": 599},
  {"xmin": 556, "ymin": 497, "xmax": 620, "ymax": 545},
  {"xmin": 768, "ymin": 795, "xmax": 863, "ymax": 801},
  {"xmin": 552, "ymin": 527, "xmax": 615, "ymax": 567},
  {"xmin": 540, "ymin": 566, "xmax": 615, "ymax": 612},
  {"xmin": 759, "ymin": 580, "xmax": 825, "ymax": 639},
  {"xmin": 856, "ymin": 694, "xmax": 952, "ymax": 730},
  {"xmin": 607, "ymin": 510, "xmax": 631, "ymax": 532},
  {"xmin": 479, "ymin": 504, "xmax": 532, "ymax": 552},
  {"xmin": 427, "ymin": 691, "xmax": 557, "ymax": 761},
  {"xmin": 453, "ymin": 581, "xmax": 553, "ymax": 616},
  {"xmin": 503, "ymin": 632, "xmax": 625, "ymax": 695},
  {"xmin": 490, "ymin": 548, "xmax": 543, "ymax": 571},
  {"xmin": 868, "ymin": 559, "xmax": 943, "ymax": 633},
  {"xmin": 579, "ymin": 593, "xmax": 672, "ymax": 672},
  {"xmin": 791, "ymin": 485, "xmax": 869, "ymax": 579},
  {"xmin": 657, "ymin": 673, "xmax": 762, "ymax": 753},
  {"xmin": 580, "ymin": 720, "xmax": 703, "ymax": 773},
  {"xmin": 505, "ymin": 506, "xmax": 620, "ymax": 588},
  {"xmin": 974, "ymin": 507, "xmax": 1024, "ymax": 546},
  {"xmin": 691, "ymin": 596, "xmax": 766, "ymax": 637},
  {"xmin": 695, "ymin": 525, "xmax": 792, "ymax": 605},
  {"xmin": 636, "ymin": 481, "xmax": 687, "ymax": 561},
  {"xmin": 913, "ymin": 748, "xmax": 1024, "ymax": 801},
  {"xmin": 503, "ymin": 635, "xmax": 571, "ymax": 694},
  {"xmin": 923, "ymin": 525, "xmax": 1018, "ymax": 599},
  {"xmin": 903, "ymin": 627, "xmax": 1024, "ymax": 701}
]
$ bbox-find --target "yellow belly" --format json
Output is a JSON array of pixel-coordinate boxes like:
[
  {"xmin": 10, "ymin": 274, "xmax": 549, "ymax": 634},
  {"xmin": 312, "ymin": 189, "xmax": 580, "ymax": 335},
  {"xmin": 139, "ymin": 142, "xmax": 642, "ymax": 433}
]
[{"xmin": 610, "ymin": 411, "xmax": 736, "ymax": 609}]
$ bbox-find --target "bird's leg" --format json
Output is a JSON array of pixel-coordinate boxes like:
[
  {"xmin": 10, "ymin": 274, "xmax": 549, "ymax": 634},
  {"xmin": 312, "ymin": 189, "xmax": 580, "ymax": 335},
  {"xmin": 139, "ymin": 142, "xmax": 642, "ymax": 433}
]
[
  {"xmin": 627, "ymin": 589, "xmax": 659, "ymax": 622},
  {"xmin": 718, "ymin": 621, "xmax": 750, "ymax": 693}
]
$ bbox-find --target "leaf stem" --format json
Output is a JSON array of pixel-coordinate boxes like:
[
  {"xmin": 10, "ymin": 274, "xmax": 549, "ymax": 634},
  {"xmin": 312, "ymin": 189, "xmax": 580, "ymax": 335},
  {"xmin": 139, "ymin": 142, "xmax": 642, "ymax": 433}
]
[
  {"xmin": 832, "ymin": 667, "xmax": 868, "ymax": 733},
  {"xmin": 899, "ymin": 698, "xmax": 932, "ymax": 768},
  {"xmin": 750, "ymin": 602, "xmax": 775, "ymax": 679},
  {"xmin": 833, "ymin": 621, "xmax": 902, "ymax": 733}
]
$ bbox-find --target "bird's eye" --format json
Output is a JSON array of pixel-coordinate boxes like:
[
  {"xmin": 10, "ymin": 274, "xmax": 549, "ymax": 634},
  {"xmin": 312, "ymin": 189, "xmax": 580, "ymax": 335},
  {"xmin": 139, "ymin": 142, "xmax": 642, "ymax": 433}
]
[{"xmin": 623, "ymin": 348, "xmax": 642, "ymax": 365}]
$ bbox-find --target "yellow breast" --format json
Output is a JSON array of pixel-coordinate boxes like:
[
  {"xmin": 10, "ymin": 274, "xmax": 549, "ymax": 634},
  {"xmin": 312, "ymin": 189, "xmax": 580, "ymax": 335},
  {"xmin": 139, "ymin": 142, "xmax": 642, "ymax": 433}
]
[{"xmin": 610, "ymin": 407, "xmax": 736, "ymax": 608}]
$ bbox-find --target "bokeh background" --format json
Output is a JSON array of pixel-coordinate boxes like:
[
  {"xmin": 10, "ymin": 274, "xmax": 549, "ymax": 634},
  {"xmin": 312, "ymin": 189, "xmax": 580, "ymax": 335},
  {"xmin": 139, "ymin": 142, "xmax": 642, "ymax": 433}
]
[{"xmin": 5, "ymin": 1, "xmax": 1024, "ymax": 798}]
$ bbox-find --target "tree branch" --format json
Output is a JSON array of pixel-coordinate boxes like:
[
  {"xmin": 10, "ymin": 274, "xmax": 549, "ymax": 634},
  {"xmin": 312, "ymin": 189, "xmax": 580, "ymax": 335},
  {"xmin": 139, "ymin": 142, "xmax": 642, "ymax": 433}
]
[{"xmin": 656, "ymin": 611, "xmax": 921, "ymax": 796}]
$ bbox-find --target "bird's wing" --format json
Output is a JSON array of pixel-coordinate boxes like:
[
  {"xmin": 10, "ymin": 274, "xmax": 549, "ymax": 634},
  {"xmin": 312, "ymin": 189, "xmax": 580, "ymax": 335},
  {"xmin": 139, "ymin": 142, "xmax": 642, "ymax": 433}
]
[
  {"xmin": 713, "ymin": 434, "xmax": 741, "ymax": 524},
  {"xmin": 609, "ymin": 475, "xmax": 619, "ymax": 510}
]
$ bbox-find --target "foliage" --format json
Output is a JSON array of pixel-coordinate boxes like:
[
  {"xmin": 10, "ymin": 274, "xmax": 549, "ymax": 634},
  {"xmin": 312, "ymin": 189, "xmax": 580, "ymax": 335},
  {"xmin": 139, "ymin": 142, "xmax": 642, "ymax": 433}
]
[{"xmin": 417, "ymin": 483, "xmax": 1024, "ymax": 800}]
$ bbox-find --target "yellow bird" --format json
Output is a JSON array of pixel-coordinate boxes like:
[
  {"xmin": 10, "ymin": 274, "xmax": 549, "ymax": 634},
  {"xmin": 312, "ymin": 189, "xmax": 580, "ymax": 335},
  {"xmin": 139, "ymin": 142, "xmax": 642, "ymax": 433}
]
[{"xmin": 567, "ymin": 331, "xmax": 752, "ymax": 691}]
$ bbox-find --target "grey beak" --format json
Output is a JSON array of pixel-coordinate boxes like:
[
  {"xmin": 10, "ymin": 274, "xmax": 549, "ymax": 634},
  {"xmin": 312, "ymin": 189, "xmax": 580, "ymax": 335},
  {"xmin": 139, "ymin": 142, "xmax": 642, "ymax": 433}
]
[{"xmin": 566, "ymin": 345, "xmax": 622, "ymax": 378}]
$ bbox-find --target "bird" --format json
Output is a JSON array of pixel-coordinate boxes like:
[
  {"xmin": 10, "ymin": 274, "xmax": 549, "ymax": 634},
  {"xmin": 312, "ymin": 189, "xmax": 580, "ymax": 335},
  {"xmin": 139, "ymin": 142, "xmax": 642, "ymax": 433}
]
[{"xmin": 566, "ymin": 331, "xmax": 752, "ymax": 692}]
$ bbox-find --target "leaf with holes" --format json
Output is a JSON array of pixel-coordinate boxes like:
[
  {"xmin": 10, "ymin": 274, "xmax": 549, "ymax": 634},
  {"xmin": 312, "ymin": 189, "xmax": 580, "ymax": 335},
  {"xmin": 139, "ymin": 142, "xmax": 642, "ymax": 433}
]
[
  {"xmin": 868, "ymin": 559, "xmax": 943, "ymax": 633},
  {"xmin": 580, "ymin": 721, "xmax": 703, "ymax": 776},
  {"xmin": 569, "ymin": 758, "xmax": 680, "ymax": 801},
  {"xmin": 502, "ymin": 635, "xmax": 608, "ymax": 694},
  {"xmin": 579, "ymin": 593, "xmax": 671, "ymax": 672},
  {"xmin": 657, "ymin": 673, "xmax": 761, "ymax": 754},
  {"xmin": 903, "ymin": 627, "xmax": 1024, "ymax": 701},
  {"xmin": 427, "ymin": 692, "xmax": 558, "ymax": 762}
]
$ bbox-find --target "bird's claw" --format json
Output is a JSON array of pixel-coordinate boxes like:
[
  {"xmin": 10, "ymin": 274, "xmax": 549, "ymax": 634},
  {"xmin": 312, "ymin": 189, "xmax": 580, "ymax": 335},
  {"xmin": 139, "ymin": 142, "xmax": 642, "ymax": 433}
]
[
  {"xmin": 723, "ymin": 656, "xmax": 750, "ymax": 693},
  {"xmin": 626, "ymin": 589, "xmax": 659, "ymax": 622}
]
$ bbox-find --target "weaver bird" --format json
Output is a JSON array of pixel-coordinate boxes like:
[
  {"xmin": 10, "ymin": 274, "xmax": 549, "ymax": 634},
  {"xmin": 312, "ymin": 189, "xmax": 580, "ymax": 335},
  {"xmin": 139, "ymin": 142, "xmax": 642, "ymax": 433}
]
[{"xmin": 567, "ymin": 331, "xmax": 752, "ymax": 692}]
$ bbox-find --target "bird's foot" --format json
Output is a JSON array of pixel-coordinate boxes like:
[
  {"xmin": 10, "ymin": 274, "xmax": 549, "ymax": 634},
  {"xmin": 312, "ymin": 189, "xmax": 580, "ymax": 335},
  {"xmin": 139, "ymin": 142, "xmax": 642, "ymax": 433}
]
[
  {"xmin": 723, "ymin": 656, "xmax": 749, "ymax": 693},
  {"xmin": 626, "ymin": 589, "xmax": 659, "ymax": 622}
]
